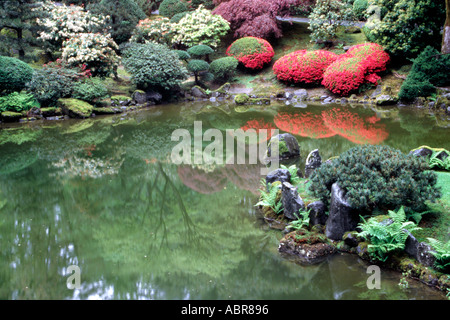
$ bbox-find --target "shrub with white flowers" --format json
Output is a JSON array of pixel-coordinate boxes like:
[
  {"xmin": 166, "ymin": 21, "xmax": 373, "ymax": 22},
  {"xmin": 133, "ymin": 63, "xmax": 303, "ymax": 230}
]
[
  {"xmin": 35, "ymin": 1, "xmax": 109, "ymax": 51},
  {"xmin": 129, "ymin": 17, "xmax": 174, "ymax": 46},
  {"xmin": 171, "ymin": 5, "xmax": 230, "ymax": 48},
  {"xmin": 308, "ymin": 0, "xmax": 355, "ymax": 45},
  {"xmin": 61, "ymin": 33, "xmax": 120, "ymax": 77}
]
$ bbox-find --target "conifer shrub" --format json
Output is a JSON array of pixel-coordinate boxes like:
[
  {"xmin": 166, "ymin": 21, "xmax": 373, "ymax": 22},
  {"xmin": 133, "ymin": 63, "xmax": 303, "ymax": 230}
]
[
  {"xmin": 273, "ymin": 50, "xmax": 339, "ymax": 85},
  {"xmin": 209, "ymin": 56, "xmax": 238, "ymax": 81},
  {"xmin": 226, "ymin": 37, "xmax": 274, "ymax": 70},
  {"xmin": 159, "ymin": 0, "xmax": 188, "ymax": 18},
  {"xmin": 122, "ymin": 42, "xmax": 188, "ymax": 92},
  {"xmin": 0, "ymin": 56, "xmax": 35, "ymax": 94},
  {"xmin": 322, "ymin": 43, "xmax": 390, "ymax": 96},
  {"xmin": 398, "ymin": 46, "xmax": 450, "ymax": 101},
  {"xmin": 308, "ymin": 145, "xmax": 441, "ymax": 214},
  {"xmin": 187, "ymin": 44, "xmax": 214, "ymax": 61}
]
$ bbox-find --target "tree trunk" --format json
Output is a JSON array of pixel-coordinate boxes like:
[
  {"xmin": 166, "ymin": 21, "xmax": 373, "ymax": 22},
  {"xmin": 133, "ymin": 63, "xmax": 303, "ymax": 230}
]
[
  {"xmin": 443, "ymin": 0, "xmax": 450, "ymax": 54},
  {"xmin": 17, "ymin": 28, "xmax": 25, "ymax": 60}
]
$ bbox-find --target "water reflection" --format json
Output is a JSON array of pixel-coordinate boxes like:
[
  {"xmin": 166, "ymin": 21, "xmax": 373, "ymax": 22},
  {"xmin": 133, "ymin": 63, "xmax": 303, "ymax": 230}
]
[{"xmin": 0, "ymin": 101, "xmax": 448, "ymax": 300}]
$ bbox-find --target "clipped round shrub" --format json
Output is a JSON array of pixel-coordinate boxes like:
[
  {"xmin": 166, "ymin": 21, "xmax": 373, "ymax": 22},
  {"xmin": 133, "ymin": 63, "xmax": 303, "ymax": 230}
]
[
  {"xmin": 308, "ymin": 145, "xmax": 441, "ymax": 213},
  {"xmin": 173, "ymin": 50, "xmax": 191, "ymax": 61},
  {"xmin": 187, "ymin": 44, "xmax": 214, "ymax": 60},
  {"xmin": 122, "ymin": 42, "xmax": 188, "ymax": 92},
  {"xmin": 209, "ymin": 56, "xmax": 239, "ymax": 81},
  {"xmin": 0, "ymin": 56, "xmax": 35, "ymax": 94},
  {"xmin": 187, "ymin": 59, "xmax": 210, "ymax": 73},
  {"xmin": 226, "ymin": 37, "xmax": 274, "ymax": 70},
  {"xmin": 322, "ymin": 43, "xmax": 390, "ymax": 96},
  {"xmin": 273, "ymin": 50, "xmax": 339, "ymax": 85},
  {"xmin": 159, "ymin": 0, "xmax": 188, "ymax": 18}
]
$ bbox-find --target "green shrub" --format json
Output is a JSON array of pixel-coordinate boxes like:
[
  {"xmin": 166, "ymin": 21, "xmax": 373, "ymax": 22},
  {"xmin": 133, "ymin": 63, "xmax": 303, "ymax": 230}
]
[
  {"xmin": 209, "ymin": 56, "xmax": 238, "ymax": 81},
  {"xmin": 0, "ymin": 92, "xmax": 40, "ymax": 113},
  {"xmin": 170, "ymin": 11, "xmax": 189, "ymax": 23},
  {"xmin": 26, "ymin": 63, "xmax": 79, "ymax": 106},
  {"xmin": 72, "ymin": 77, "xmax": 109, "ymax": 104},
  {"xmin": 309, "ymin": 145, "xmax": 441, "ymax": 214},
  {"xmin": 0, "ymin": 56, "xmax": 35, "ymax": 95},
  {"xmin": 363, "ymin": 0, "xmax": 445, "ymax": 58},
  {"xmin": 122, "ymin": 42, "xmax": 188, "ymax": 92},
  {"xmin": 173, "ymin": 50, "xmax": 191, "ymax": 61},
  {"xmin": 398, "ymin": 46, "xmax": 450, "ymax": 101},
  {"xmin": 356, "ymin": 207, "xmax": 421, "ymax": 262},
  {"xmin": 353, "ymin": 0, "xmax": 369, "ymax": 20},
  {"xmin": 187, "ymin": 44, "xmax": 214, "ymax": 61},
  {"xmin": 158, "ymin": 0, "xmax": 188, "ymax": 18},
  {"xmin": 187, "ymin": 59, "xmax": 210, "ymax": 84}
]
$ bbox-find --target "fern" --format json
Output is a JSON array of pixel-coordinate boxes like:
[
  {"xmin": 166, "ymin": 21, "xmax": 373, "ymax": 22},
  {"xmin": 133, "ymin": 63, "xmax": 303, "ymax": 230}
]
[
  {"xmin": 280, "ymin": 164, "xmax": 301, "ymax": 185},
  {"xmin": 255, "ymin": 179, "xmax": 283, "ymax": 214},
  {"xmin": 428, "ymin": 150, "xmax": 450, "ymax": 171},
  {"xmin": 288, "ymin": 209, "xmax": 311, "ymax": 230},
  {"xmin": 426, "ymin": 238, "xmax": 450, "ymax": 272},
  {"xmin": 356, "ymin": 207, "xmax": 421, "ymax": 262}
]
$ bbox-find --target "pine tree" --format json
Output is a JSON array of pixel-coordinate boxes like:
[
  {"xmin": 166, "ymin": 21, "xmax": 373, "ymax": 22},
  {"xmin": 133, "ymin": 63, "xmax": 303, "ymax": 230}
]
[{"xmin": 0, "ymin": 0, "xmax": 43, "ymax": 59}]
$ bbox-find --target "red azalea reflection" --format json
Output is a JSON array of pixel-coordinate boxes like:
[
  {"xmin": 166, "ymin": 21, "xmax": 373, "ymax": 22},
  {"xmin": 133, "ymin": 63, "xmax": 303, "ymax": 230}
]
[{"xmin": 274, "ymin": 112, "xmax": 337, "ymax": 139}]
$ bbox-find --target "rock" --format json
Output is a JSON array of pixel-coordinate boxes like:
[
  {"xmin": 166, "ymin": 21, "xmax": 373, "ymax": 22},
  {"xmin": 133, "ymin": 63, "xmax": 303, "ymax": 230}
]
[
  {"xmin": 293, "ymin": 89, "xmax": 308, "ymax": 101},
  {"xmin": 40, "ymin": 107, "xmax": 62, "ymax": 117},
  {"xmin": 307, "ymin": 201, "xmax": 327, "ymax": 226},
  {"xmin": 281, "ymin": 182, "xmax": 305, "ymax": 220},
  {"xmin": 146, "ymin": 90, "xmax": 163, "ymax": 104},
  {"xmin": 304, "ymin": 149, "xmax": 322, "ymax": 178},
  {"xmin": 132, "ymin": 90, "xmax": 147, "ymax": 105},
  {"xmin": 404, "ymin": 230, "xmax": 419, "ymax": 258},
  {"xmin": 111, "ymin": 95, "xmax": 132, "ymax": 106},
  {"xmin": 266, "ymin": 168, "xmax": 291, "ymax": 185},
  {"xmin": 416, "ymin": 242, "xmax": 437, "ymax": 268},
  {"xmin": 285, "ymin": 92, "xmax": 295, "ymax": 100},
  {"xmin": 278, "ymin": 232, "xmax": 337, "ymax": 264},
  {"xmin": 1, "ymin": 111, "xmax": 22, "ymax": 122},
  {"xmin": 343, "ymin": 231, "xmax": 360, "ymax": 247},
  {"xmin": 191, "ymin": 86, "xmax": 209, "ymax": 98},
  {"xmin": 267, "ymin": 133, "xmax": 300, "ymax": 160},
  {"xmin": 376, "ymin": 94, "xmax": 398, "ymax": 106},
  {"xmin": 325, "ymin": 183, "xmax": 360, "ymax": 240},
  {"xmin": 57, "ymin": 98, "xmax": 93, "ymax": 118},
  {"xmin": 409, "ymin": 146, "xmax": 433, "ymax": 158},
  {"xmin": 234, "ymin": 93, "xmax": 250, "ymax": 105}
]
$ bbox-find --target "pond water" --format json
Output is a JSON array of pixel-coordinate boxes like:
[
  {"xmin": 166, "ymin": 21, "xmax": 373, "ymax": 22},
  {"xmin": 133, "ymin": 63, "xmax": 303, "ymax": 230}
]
[{"xmin": 0, "ymin": 100, "xmax": 448, "ymax": 300}]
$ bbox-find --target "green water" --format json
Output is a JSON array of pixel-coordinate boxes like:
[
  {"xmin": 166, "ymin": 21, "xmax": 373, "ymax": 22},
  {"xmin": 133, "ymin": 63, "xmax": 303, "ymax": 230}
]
[{"xmin": 0, "ymin": 100, "xmax": 448, "ymax": 300}]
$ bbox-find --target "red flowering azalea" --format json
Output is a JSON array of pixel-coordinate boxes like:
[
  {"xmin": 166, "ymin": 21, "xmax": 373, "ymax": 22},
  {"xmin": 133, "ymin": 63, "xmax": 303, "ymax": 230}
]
[
  {"xmin": 321, "ymin": 107, "xmax": 389, "ymax": 144},
  {"xmin": 322, "ymin": 43, "xmax": 390, "ymax": 96},
  {"xmin": 226, "ymin": 37, "xmax": 275, "ymax": 70},
  {"xmin": 274, "ymin": 112, "xmax": 336, "ymax": 139},
  {"xmin": 273, "ymin": 50, "xmax": 338, "ymax": 84}
]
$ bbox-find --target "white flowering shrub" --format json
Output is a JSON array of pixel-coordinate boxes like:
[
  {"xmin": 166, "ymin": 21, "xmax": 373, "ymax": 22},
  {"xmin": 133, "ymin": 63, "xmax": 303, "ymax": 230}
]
[
  {"xmin": 129, "ymin": 17, "xmax": 174, "ymax": 46},
  {"xmin": 35, "ymin": 1, "xmax": 109, "ymax": 50},
  {"xmin": 62, "ymin": 33, "xmax": 120, "ymax": 77},
  {"xmin": 308, "ymin": 0, "xmax": 355, "ymax": 44},
  {"xmin": 171, "ymin": 5, "xmax": 230, "ymax": 48}
]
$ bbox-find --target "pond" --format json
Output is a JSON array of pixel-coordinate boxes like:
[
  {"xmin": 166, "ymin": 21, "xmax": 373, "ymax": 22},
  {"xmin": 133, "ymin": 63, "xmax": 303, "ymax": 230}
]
[{"xmin": 0, "ymin": 100, "xmax": 448, "ymax": 300}]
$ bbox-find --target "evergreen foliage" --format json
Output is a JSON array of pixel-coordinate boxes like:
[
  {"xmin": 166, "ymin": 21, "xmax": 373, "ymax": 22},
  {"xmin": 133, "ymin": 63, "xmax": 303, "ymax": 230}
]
[
  {"xmin": 0, "ymin": 56, "xmax": 34, "ymax": 95},
  {"xmin": 159, "ymin": 0, "xmax": 188, "ymax": 18},
  {"xmin": 209, "ymin": 56, "xmax": 238, "ymax": 81},
  {"xmin": 363, "ymin": 0, "xmax": 445, "ymax": 58},
  {"xmin": 309, "ymin": 145, "xmax": 441, "ymax": 214},
  {"xmin": 88, "ymin": 0, "xmax": 147, "ymax": 44},
  {"xmin": 72, "ymin": 77, "xmax": 109, "ymax": 104},
  {"xmin": 398, "ymin": 46, "xmax": 450, "ymax": 101},
  {"xmin": 122, "ymin": 42, "xmax": 188, "ymax": 92}
]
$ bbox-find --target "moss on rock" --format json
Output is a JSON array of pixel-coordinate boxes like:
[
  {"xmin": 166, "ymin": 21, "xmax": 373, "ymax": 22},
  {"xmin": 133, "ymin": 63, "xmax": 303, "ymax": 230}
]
[{"xmin": 57, "ymin": 98, "xmax": 93, "ymax": 119}]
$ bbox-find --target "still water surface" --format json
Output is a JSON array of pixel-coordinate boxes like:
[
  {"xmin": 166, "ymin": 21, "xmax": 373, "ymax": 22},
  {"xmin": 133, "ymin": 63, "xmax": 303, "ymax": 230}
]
[{"xmin": 0, "ymin": 100, "xmax": 448, "ymax": 299}]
